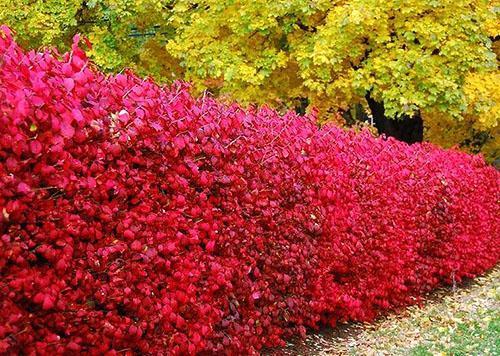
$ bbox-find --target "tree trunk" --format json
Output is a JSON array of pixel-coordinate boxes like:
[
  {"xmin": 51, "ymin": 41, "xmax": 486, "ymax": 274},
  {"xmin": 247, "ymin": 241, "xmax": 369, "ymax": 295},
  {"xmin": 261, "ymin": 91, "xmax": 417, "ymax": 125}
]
[
  {"xmin": 294, "ymin": 97, "xmax": 309, "ymax": 116},
  {"xmin": 365, "ymin": 93, "xmax": 423, "ymax": 144},
  {"xmin": 342, "ymin": 103, "xmax": 370, "ymax": 126}
]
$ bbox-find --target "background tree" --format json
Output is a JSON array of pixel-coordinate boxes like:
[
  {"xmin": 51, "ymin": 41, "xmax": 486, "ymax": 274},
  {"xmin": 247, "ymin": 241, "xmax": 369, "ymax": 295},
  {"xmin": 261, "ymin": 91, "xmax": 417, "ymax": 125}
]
[
  {"xmin": 166, "ymin": 0, "xmax": 498, "ymax": 145},
  {"xmin": 1, "ymin": 0, "xmax": 498, "ymax": 156},
  {"xmin": 425, "ymin": 70, "xmax": 499, "ymax": 160},
  {"xmin": 0, "ymin": 0, "xmax": 182, "ymax": 81}
]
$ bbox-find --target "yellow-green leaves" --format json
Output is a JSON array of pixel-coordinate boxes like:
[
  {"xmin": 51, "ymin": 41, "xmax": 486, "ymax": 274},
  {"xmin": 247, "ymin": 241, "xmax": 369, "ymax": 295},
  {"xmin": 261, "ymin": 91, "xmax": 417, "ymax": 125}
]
[
  {"xmin": 464, "ymin": 71, "xmax": 500, "ymax": 129},
  {"xmin": 0, "ymin": 0, "xmax": 178, "ymax": 80},
  {"xmin": 165, "ymin": 0, "xmax": 317, "ymax": 105},
  {"xmin": 0, "ymin": 0, "xmax": 81, "ymax": 48},
  {"xmin": 165, "ymin": 0, "xmax": 498, "ymax": 145},
  {"xmin": 297, "ymin": 0, "xmax": 496, "ymax": 119}
]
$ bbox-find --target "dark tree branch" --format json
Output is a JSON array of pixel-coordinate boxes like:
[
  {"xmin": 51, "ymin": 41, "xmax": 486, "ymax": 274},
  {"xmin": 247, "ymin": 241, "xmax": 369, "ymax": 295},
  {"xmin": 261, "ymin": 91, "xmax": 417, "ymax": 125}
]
[
  {"xmin": 296, "ymin": 19, "xmax": 317, "ymax": 33},
  {"xmin": 365, "ymin": 92, "xmax": 423, "ymax": 144}
]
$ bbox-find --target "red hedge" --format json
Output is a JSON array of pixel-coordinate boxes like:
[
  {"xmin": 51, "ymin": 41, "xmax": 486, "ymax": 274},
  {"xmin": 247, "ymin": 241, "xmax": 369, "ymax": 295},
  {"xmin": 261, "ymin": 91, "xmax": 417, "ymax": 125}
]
[{"xmin": 0, "ymin": 27, "xmax": 499, "ymax": 354}]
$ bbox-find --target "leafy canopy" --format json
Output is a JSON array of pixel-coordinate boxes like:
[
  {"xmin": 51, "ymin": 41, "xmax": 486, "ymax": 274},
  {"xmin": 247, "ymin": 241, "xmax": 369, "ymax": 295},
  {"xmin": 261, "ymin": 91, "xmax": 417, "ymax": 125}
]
[
  {"xmin": 167, "ymin": 0, "xmax": 498, "ymax": 119},
  {"xmin": 0, "ymin": 0, "xmax": 181, "ymax": 80}
]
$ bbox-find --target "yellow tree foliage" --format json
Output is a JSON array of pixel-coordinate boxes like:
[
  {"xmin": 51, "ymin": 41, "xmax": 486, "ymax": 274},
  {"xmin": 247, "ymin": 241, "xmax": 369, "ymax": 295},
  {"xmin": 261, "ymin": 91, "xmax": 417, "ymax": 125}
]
[
  {"xmin": 1, "ymin": 0, "xmax": 498, "ymax": 158},
  {"xmin": 425, "ymin": 70, "xmax": 499, "ymax": 159},
  {"xmin": 0, "ymin": 0, "xmax": 182, "ymax": 81}
]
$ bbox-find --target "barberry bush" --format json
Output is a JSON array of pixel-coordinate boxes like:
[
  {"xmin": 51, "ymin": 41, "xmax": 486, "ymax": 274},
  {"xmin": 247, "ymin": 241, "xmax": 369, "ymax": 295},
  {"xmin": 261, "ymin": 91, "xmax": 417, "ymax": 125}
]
[{"xmin": 0, "ymin": 26, "xmax": 498, "ymax": 354}]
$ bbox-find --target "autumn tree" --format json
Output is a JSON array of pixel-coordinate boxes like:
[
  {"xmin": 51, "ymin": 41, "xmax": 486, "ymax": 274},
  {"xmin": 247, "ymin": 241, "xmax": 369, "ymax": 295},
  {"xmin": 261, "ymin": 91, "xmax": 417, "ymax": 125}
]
[
  {"xmin": 166, "ymin": 0, "xmax": 498, "ymax": 145},
  {"xmin": 0, "ymin": 0, "xmax": 182, "ymax": 81}
]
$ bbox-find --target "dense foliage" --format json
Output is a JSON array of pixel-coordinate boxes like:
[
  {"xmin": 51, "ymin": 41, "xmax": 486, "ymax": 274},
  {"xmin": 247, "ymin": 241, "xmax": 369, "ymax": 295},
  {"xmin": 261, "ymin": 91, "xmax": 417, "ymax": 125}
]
[
  {"xmin": 1, "ymin": 28, "xmax": 499, "ymax": 354},
  {"xmin": 0, "ymin": 0, "xmax": 179, "ymax": 80},
  {"xmin": 0, "ymin": 1, "xmax": 498, "ymax": 158}
]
